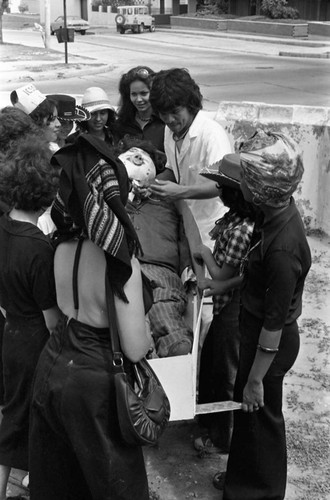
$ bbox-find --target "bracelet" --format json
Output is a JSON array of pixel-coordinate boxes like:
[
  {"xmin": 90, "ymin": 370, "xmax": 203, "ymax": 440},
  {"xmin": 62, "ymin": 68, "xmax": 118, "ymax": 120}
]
[{"xmin": 257, "ymin": 344, "xmax": 279, "ymax": 354}]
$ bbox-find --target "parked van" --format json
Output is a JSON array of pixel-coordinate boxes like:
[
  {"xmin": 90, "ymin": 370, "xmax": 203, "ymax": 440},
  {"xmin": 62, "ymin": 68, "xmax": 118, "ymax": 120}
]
[{"xmin": 115, "ymin": 5, "xmax": 155, "ymax": 34}]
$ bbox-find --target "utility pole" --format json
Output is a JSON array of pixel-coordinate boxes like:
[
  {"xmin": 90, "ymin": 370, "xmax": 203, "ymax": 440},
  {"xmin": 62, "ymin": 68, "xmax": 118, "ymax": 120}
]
[
  {"xmin": 63, "ymin": 0, "xmax": 68, "ymax": 64},
  {"xmin": 44, "ymin": 0, "xmax": 50, "ymax": 48}
]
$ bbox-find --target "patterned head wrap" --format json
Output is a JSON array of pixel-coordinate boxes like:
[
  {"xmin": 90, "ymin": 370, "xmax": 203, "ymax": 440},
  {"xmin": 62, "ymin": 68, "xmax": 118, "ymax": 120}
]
[{"xmin": 239, "ymin": 130, "xmax": 304, "ymax": 208}]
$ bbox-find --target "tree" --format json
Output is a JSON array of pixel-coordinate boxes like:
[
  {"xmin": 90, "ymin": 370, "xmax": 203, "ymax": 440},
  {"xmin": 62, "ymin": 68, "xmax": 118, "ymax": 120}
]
[{"xmin": 0, "ymin": 0, "xmax": 9, "ymax": 44}]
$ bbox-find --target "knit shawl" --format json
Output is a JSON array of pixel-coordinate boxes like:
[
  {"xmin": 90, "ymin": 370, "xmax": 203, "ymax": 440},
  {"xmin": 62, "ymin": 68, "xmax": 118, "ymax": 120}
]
[{"xmin": 51, "ymin": 134, "xmax": 141, "ymax": 299}]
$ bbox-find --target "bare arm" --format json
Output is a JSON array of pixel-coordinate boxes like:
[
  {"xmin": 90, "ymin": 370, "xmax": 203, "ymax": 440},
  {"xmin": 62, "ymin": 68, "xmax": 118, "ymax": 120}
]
[
  {"xmin": 42, "ymin": 305, "xmax": 62, "ymax": 335},
  {"xmin": 114, "ymin": 257, "xmax": 151, "ymax": 363},
  {"xmin": 242, "ymin": 327, "xmax": 282, "ymax": 412},
  {"xmin": 150, "ymin": 177, "xmax": 219, "ymax": 202},
  {"xmin": 199, "ymin": 275, "xmax": 243, "ymax": 297},
  {"xmin": 194, "ymin": 244, "xmax": 238, "ymax": 281}
]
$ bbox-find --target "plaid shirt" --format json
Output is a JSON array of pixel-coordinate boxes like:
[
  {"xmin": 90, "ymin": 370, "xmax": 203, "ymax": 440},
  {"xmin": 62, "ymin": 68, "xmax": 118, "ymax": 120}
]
[{"xmin": 210, "ymin": 210, "xmax": 254, "ymax": 315}]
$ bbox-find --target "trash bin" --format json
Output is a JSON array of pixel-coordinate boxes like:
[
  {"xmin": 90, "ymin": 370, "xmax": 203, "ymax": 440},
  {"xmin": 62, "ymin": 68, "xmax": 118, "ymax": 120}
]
[{"xmin": 56, "ymin": 27, "xmax": 75, "ymax": 43}]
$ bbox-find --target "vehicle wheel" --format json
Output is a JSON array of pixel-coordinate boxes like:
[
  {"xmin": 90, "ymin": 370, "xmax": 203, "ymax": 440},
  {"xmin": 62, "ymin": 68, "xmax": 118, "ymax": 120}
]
[
  {"xmin": 81, "ymin": 30, "xmax": 86, "ymax": 35},
  {"xmin": 120, "ymin": 27, "xmax": 125, "ymax": 34},
  {"xmin": 115, "ymin": 14, "xmax": 125, "ymax": 26},
  {"xmin": 138, "ymin": 24, "xmax": 144, "ymax": 34},
  {"xmin": 50, "ymin": 29, "xmax": 54, "ymax": 35},
  {"xmin": 149, "ymin": 24, "xmax": 155, "ymax": 32}
]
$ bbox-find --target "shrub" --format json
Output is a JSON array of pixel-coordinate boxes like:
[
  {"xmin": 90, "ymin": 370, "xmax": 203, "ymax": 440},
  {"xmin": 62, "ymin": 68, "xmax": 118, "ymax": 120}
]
[
  {"xmin": 261, "ymin": 0, "xmax": 299, "ymax": 19},
  {"xmin": 18, "ymin": 2, "xmax": 29, "ymax": 13},
  {"xmin": 197, "ymin": 0, "xmax": 229, "ymax": 15}
]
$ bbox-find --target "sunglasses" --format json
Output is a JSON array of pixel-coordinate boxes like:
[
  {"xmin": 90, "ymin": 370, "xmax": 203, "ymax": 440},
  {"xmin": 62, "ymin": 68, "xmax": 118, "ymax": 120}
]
[{"xmin": 132, "ymin": 68, "xmax": 151, "ymax": 79}]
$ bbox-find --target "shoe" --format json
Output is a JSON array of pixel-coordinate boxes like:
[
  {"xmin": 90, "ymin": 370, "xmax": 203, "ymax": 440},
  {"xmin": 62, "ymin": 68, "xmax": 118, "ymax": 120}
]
[
  {"xmin": 194, "ymin": 435, "xmax": 222, "ymax": 454},
  {"xmin": 22, "ymin": 473, "xmax": 29, "ymax": 489},
  {"xmin": 168, "ymin": 339, "xmax": 192, "ymax": 357},
  {"xmin": 213, "ymin": 471, "xmax": 226, "ymax": 490}
]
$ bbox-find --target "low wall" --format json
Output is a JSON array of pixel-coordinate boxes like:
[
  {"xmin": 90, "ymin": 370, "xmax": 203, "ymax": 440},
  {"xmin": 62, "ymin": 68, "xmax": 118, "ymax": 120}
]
[
  {"xmin": 308, "ymin": 21, "xmax": 330, "ymax": 37},
  {"xmin": 171, "ymin": 16, "xmax": 309, "ymax": 37},
  {"xmin": 88, "ymin": 8, "xmax": 117, "ymax": 27},
  {"xmin": 213, "ymin": 102, "xmax": 330, "ymax": 236}
]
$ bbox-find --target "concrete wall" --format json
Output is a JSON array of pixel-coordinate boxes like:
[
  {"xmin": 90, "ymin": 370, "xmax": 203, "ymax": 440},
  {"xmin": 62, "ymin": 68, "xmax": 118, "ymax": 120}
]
[
  {"xmin": 171, "ymin": 16, "xmax": 309, "ymax": 37},
  {"xmin": 88, "ymin": 6, "xmax": 117, "ymax": 27},
  {"xmin": 214, "ymin": 102, "xmax": 330, "ymax": 236}
]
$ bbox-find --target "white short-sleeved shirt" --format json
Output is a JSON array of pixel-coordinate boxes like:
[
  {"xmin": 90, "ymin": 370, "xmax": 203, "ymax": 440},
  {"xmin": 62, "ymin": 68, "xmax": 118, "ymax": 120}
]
[{"xmin": 164, "ymin": 110, "xmax": 232, "ymax": 248}]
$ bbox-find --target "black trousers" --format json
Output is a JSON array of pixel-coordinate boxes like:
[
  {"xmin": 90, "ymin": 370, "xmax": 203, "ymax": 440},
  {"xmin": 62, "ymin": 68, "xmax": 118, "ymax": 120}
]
[
  {"xmin": 223, "ymin": 309, "xmax": 300, "ymax": 500},
  {"xmin": 198, "ymin": 291, "xmax": 241, "ymax": 450},
  {"xmin": 29, "ymin": 317, "xmax": 149, "ymax": 500},
  {"xmin": 0, "ymin": 314, "xmax": 49, "ymax": 470}
]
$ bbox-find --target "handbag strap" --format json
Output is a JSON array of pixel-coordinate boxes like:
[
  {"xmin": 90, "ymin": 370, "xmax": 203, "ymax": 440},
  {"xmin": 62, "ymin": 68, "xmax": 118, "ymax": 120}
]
[
  {"xmin": 72, "ymin": 236, "xmax": 85, "ymax": 312},
  {"xmin": 105, "ymin": 273, "xmax": 124, "ymax": 368}
]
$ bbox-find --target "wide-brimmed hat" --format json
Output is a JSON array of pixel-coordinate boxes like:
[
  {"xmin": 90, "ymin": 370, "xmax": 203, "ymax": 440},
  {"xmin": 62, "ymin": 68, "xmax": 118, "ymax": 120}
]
[
  {"xmin": 200, "ymin": 154, "xmax": 241, "ymax": 189},
  {"xmin": 10, "ymin": 83, "xmax": 46, "ymax": 115},
  {"xmin": 81, "ymin": 87, "xmax": 114, "ymax": 114},
  {"xmin": 47, "ymin": 94, "xmax": 90, "ymax": 122}
]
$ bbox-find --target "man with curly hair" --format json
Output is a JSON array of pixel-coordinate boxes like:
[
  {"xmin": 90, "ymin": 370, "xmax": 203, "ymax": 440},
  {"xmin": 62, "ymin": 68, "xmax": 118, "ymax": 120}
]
[{"xmin": 149, "ymin": 68, "xmax": 232, "ymax": 248}]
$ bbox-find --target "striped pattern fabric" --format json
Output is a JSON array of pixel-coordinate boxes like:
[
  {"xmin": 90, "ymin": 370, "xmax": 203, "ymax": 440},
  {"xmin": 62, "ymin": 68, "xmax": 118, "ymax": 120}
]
[
  {"xmin": 51, "ymin": 134, "xmax": 141, "ymax": 297},
  {"xmin": 141, "ymin": 263, "xmax": 193, "ymax": 358}
]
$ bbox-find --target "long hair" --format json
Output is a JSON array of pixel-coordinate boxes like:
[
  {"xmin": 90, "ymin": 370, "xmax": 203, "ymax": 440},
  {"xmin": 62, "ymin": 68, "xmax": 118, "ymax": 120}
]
[
  {"xmin": 29, "ymin": 98, "xmax": 57, "ymax": 126},
  {"xmin": 220, "ymin": 185, "xmax": 256, "ymax": 221},
  {"xmin": 117, "ymin": 66, "xmax": 155, "ymax": 125},
  {"xmin": 150, "ymin": 68, "xmax": 203, "ymax": 116}
]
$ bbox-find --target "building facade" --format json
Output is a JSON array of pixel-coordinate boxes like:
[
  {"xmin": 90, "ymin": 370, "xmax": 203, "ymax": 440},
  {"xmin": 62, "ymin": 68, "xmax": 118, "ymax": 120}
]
[{"xmin": 228, "ymin": 0, "xmax": 330, "ymax": 21}]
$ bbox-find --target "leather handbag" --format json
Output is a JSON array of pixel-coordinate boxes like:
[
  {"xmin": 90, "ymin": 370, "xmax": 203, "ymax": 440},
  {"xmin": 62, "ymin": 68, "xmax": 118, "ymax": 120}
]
[{"xmin": 106, "ymin": 274, "xmax": 171, "ymax": 447}]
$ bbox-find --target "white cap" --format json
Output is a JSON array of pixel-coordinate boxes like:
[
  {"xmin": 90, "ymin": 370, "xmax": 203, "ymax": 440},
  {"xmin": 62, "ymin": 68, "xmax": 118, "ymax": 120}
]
[{"xmin": 10, "ymin": 84, "xmax": 46, "ymax": 115}]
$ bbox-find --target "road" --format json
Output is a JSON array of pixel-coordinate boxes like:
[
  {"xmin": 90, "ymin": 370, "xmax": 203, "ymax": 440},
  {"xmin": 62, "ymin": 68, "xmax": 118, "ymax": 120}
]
[{"xmin": 2, "ymin": 27, "xmax": 330, "ymax": 110}]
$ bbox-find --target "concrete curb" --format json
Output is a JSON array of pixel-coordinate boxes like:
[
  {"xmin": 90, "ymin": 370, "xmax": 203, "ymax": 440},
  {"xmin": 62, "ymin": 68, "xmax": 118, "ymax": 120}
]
[{"xmin": 279, "ymin": 50, "xmax": 330, "ymax": 58}]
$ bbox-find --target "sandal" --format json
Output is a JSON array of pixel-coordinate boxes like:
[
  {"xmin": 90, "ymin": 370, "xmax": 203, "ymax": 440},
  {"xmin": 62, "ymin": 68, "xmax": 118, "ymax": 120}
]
[
  {"xmin": 213, "ymin": 471, "xmax": 226, "ymax": 490},
  {"xmin": 194, "ymin": 435, "xmax": 222, "ymax": 454}
]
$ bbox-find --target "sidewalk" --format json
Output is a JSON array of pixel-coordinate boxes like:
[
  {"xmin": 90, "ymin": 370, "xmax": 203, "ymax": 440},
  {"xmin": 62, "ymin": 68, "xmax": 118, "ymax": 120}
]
[{"xmin": 159, "ymin": 25, "xmax": 330, "ymax": 58}]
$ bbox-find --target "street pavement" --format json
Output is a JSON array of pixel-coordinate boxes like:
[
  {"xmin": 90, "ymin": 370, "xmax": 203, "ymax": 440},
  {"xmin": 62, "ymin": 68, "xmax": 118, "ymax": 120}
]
[
  {"xmin": 1, "ymin": 24, "xmax": 330, "ymax": 500},
  {"xmin": 1, "ymin": 25, "xmax": 330, "ymax": 94}
]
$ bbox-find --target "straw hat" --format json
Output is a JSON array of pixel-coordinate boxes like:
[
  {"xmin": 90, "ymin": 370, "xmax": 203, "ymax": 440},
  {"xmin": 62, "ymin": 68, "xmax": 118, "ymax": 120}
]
[
  {"xmin": 47, "ymin": 94, "xmax": 90, "ymax": 122},
  {"xmin": 81, "ymin": 87, "xmax": 114, "ymax": 114},
  {"xmin": 200, "ymin": 154, "xmax": 241, "ymax": 190},
  {"xmin": 10, "ymin": 83, "xmax": 46, "ymax": 115}
]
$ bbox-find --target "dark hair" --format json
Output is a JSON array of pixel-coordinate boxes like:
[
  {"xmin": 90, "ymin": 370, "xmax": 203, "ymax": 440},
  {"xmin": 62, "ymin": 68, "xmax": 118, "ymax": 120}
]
[
  {"xmin": 115, "ymin": 135, "xmax": 166, "ymax": 174},
  {"xmin": 0, "ymin": 107, "xmax": 40, "ymax": 153},
  {"xmin": 29, "ymin": 98, "xmax": 57, "ymax": 126},
  {"xmin": 220, "ymin": 185, "xmax": 256, "ymax": 220},
  {"xmin": 76, "ymin": 108, "xmax": 117, "ymax": 132},
  {"xmin": 0, "ymin": 134, "xmax": 60, "ymax": 212},
  {"xmin": 117, "ymin": 66, "xmax": 155, "ymax": 125},
  {"xmin": 149, "ymin": 68, "xmax": 203, "ymax": 116}
]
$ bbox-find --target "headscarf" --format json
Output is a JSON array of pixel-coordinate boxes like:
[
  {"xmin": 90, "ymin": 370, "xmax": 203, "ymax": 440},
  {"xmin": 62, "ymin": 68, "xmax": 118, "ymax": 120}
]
[{"xmin": 239, "ymin": 130, "xmax": 304, "ymax": 208}]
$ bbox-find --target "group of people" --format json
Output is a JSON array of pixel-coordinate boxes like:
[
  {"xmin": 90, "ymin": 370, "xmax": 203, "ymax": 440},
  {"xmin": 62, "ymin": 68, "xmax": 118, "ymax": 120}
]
[{"xmin": 0, "ymin": 65, "xmax": 311, "ymax": 500}]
